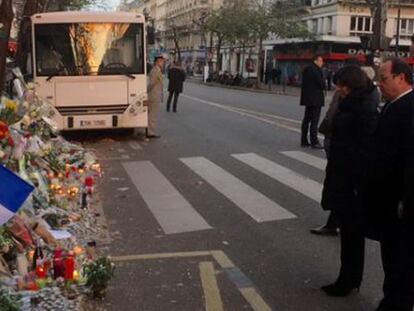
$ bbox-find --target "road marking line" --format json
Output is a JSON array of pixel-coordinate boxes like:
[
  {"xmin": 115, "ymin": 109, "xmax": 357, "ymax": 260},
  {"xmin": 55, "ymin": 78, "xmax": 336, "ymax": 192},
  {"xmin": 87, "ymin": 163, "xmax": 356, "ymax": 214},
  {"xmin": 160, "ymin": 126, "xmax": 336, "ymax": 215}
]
[
  {"xmin": 199, "ymin": 262, "xmax": 224, "ymax": 311},
  {"xmin": 111, "ymin": 250, "xmax": 272, "ymax": 311},
  {"xmin": 183, "ymin": 94, "xmax": 325, "ymax": 141},
  {"xmin": 129, "ymin": 141, "xmax": 142, "ymax": 150},
  {"xmin": 123, "ymin": 161, "xmax": 212, "ymax": 234},
  {"xmin": 183, "ymin": 94, "xmax": 302, "ymax": 134},
  {"xmin": 233, "ymin": 153, "xmax": 322, "ymax": 202},
  {"xmin": 210, "ymin": 250, "xmax": 236, "ymax": 269},
  {"xmin": 112, "ymin": 251, "xmax": 211, "ymax": 262},
  {"xmin": 181, "ymin": 157, "xmax": 296, "ymax": 222},
  {"xmin": 281, "ymin": 151, "xmax": 327, "ymax": 170},
  {"xmin": 240, "ymin": 288, "xmax": 272, "ymax": 311}
]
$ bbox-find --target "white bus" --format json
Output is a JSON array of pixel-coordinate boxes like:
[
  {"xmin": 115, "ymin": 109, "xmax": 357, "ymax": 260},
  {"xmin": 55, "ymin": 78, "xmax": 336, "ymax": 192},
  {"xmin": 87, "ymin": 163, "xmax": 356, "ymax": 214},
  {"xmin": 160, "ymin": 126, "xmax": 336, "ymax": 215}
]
[{"xmin": 31, "ymin": 11, "xmax": 148, "ymax": 130}]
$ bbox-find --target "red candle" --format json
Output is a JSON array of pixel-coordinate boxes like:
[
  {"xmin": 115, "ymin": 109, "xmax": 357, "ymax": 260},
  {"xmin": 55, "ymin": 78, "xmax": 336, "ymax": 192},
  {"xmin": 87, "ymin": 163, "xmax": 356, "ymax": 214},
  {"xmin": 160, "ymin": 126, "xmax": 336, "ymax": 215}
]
[
  {"xmin": 53, "ymin": 249, "xmax": 64, "ymax": 279},
  {"xmin": 85, "ymin": 176, "xmax": 94, "ymax": 187},
  {"xmin": 36, "ymin": 265, "xmax": 46, "ymax": 278},
  {"xmin": 64, "ymin": 255, "xmax": 75, "ymax": 280}
]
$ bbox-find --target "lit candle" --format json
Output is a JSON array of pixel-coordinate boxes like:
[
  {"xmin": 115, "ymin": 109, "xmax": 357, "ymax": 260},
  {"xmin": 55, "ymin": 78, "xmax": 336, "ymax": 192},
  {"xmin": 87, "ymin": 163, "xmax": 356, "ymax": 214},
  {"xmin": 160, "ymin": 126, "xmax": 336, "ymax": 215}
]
[
  {"xmin": 73, "ymin": 270, "xmax": 80, "ymax": 281},
  {"xmin": 73, "ymin": 246, "xmax": 84, "ymax": 256},
  {"xmin": 36, "ymin": 265, "xmax": 46, "ymax": 278}
]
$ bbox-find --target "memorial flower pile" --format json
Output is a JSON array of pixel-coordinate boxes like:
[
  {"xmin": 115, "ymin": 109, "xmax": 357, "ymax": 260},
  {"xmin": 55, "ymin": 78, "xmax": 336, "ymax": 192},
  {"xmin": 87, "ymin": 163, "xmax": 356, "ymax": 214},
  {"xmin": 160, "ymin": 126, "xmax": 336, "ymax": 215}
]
[{"xmin": 0, "ymin": 70, "xmax": 113, "ymax": 310}]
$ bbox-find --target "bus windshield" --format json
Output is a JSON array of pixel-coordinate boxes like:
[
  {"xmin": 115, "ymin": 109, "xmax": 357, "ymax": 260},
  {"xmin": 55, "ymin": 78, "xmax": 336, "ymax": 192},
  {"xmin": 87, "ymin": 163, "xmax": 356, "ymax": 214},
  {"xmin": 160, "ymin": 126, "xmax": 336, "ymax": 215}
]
[{"xmin": 34, "ymin": 22, "xmax": 144, "ymax": 77}]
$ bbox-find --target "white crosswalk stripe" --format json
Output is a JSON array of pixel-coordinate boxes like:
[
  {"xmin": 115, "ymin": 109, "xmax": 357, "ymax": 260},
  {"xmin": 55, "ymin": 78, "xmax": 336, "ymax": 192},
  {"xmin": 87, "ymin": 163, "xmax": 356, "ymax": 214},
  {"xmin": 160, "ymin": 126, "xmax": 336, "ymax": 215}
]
[
  {"xmin": 123, "ymin": 151, "xmax": 326, "ymax": 234},
  {"xmin": 180, "ymin": 157, "xmax": 296, "ymax": 222},
  {"xmin": 123, "ymin": 161, "xmax": 212, "ymax": 235},
  {"xmin": 280, "ymin": 151, "xmax": 327, "ymax": 170},
  {"xmin": 232, "ymin": 153, "xmax": 323, "ymax": 202}
]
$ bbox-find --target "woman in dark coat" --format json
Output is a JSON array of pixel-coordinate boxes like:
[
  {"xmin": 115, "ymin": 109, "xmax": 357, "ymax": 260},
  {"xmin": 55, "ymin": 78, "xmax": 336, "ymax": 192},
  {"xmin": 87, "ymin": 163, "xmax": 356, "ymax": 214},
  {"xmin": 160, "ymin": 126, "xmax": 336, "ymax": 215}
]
[
  {"xmin": 167, "ymin": 61, "xmax": 186, "ymax": 112},
  {"xmin": 320, "ymin": 65, "xmax": 379, "ymax": 296}
]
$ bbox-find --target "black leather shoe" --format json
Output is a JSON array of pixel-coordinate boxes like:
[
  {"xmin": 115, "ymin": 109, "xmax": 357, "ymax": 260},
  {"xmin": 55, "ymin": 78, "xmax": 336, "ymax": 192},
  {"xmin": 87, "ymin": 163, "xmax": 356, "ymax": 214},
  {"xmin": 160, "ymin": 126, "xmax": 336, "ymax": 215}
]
[
  {"xmin": 146, "ymin": 134, "xmax": 161, "ymax": 139},
  {"xmin": 310, "ymin": 225, "xmax": 339, "ymax": 236},
  {"xmin": 311, "ymin": 143, "xmax": 324, "ymax": 149},
  {"xmin": 321, "ymin": 282, "xmax": 360, "ymax": 297},
  {"xmin": 301, "ymin": 142, "xmax": 311, "ymax": 147}
]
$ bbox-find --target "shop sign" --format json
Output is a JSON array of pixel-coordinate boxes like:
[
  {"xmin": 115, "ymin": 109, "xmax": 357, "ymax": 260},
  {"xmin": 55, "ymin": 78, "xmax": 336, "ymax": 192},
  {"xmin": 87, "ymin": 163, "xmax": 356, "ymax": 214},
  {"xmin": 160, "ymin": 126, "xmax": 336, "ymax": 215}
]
[{"xmin": 348, "ymin": 48, "xmax": 410, "ymax": 58}]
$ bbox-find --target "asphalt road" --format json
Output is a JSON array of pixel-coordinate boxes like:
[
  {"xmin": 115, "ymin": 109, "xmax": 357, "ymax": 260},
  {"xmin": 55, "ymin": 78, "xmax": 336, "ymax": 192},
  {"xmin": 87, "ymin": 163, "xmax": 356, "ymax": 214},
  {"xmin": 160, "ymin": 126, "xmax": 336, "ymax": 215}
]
[{"xmin": 69, "ymin": 82, "xmax": 384, "ymax": 311}]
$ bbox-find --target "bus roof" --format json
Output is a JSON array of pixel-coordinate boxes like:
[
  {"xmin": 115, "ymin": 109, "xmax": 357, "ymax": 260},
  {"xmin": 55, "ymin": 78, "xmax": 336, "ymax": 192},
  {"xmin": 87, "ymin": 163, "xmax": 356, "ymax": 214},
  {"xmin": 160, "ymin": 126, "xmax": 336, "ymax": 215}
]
[{"xmin": 31, "ymin": 11, "xmax": 145, "ymax": 24}]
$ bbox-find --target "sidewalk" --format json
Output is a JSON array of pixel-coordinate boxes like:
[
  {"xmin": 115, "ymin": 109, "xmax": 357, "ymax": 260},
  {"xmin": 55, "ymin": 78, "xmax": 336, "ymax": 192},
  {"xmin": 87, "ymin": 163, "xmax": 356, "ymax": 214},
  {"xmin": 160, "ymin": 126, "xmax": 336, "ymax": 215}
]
[{"xmin": 186, "ymin": 75, "xmax": 335, "ymax": 98}]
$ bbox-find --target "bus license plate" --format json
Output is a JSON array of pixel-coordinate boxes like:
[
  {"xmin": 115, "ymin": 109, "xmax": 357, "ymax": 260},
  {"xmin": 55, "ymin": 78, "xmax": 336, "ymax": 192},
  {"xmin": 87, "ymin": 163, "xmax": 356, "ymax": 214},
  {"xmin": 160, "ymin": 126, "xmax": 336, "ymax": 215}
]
[{"xmin": 80, "ymin": 120, "xmax": 106, "ymax": 127}]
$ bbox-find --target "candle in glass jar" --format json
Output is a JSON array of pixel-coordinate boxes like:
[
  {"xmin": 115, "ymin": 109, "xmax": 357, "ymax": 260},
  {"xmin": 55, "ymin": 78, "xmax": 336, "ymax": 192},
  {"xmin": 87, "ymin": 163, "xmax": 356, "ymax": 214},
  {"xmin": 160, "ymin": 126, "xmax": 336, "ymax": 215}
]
[{"xmin": 64, "ymin": 255, "xmax": 75, "ymax": 280}]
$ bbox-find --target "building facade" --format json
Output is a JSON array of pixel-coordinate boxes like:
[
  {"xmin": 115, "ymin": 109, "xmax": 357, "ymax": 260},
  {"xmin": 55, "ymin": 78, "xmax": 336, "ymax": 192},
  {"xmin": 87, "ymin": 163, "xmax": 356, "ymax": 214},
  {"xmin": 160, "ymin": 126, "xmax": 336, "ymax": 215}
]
[
  {"xmin": 265, "ymin": 0, "xmax": 414, "ymax": 85},
  {"xmin": 125, "ymin": 0, "xmax": 223, "ymax": 74}
]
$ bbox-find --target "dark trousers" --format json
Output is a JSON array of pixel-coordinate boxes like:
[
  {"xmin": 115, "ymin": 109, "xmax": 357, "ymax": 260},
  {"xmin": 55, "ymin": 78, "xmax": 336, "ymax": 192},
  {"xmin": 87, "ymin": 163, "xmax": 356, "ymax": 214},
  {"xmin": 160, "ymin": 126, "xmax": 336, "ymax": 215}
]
[
  {"xmin": 301, "ymin": 106, "xmax": 322, "ymax": 145},
  {"xmin": 336, "ymin": 211, "xmax": 365, "ymax": 286},
  {"xmin": 167, "ymin": 91, "xmax": 180, "ymax": 112},
  {"xmin": 378, "ymin": 222, "xmax": 414, "ymax": 311}
]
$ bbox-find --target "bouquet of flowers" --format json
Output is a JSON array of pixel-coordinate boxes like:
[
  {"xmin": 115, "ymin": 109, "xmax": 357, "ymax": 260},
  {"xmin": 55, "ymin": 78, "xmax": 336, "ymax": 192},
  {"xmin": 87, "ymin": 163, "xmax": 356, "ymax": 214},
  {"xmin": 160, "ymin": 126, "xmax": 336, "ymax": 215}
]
[{"xmin": 83, "ymin": 256, "xmax": 115, "ymax": 298}]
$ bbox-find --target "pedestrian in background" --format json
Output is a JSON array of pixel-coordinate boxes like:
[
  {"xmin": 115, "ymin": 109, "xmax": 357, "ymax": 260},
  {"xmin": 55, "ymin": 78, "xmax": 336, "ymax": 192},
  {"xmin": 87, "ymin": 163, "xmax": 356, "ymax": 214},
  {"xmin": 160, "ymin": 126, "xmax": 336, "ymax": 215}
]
[
  {"xmin": 147, "ymin": 54, "xmax": 166, "ymax": 138},
  {"xmin": 320, "ymin": 65, "xmax": 379, "ymax": 297},
  {"xmin": 363, "ymin": 58, "xmax": 414, "ymax": 311},
  {"xmin": 167, "ymin": 60, "xmax": 186, "ymax": 113},
  {"xmin": 300, "ymin": 55, "xmax": 325, "ymax": 149}
]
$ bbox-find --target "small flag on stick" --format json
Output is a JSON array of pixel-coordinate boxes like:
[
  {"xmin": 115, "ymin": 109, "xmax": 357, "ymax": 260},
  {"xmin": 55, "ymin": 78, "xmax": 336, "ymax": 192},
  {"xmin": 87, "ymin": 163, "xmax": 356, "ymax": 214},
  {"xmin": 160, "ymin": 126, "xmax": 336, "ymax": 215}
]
[{"xmin": 0, "ymin": 165, "xmax": 34, "ymax": 225}]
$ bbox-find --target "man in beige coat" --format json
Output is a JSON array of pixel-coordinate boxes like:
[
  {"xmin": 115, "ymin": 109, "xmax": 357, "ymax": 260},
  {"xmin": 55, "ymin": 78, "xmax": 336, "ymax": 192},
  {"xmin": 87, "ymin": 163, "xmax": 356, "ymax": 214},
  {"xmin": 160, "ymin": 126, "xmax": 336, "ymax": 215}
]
[{"xmin": 147, "ymin": 55, "xmax": 166, "ymax": 138}]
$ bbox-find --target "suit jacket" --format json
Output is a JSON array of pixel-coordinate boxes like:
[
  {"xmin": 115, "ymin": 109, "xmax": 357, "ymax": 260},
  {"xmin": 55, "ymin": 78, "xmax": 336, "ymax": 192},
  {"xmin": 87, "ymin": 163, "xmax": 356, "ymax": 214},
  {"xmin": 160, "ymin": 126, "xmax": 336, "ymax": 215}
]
[
  {"xmin": 148, "ymin": 65, "xmax": 164, "ymax": 104},
  {"xmin": 300, "ymin": 63, "xmax": 325, "ymax": 107},
  {"xmin": 168, "ymin": 66, "xmax": 186, "ymax": 93},
  {"xmin": 403, "ymin": 101, "xmax": 414, "ymax": 220},
  {"xmin": 363, "ymin": 90, "xmax": 414, "ymax": 238}
]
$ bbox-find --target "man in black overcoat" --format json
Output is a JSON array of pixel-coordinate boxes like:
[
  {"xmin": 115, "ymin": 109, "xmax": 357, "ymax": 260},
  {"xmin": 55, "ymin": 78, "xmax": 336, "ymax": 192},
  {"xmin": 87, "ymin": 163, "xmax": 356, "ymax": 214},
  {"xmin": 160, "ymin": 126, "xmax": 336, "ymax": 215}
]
[
  {"xmin": 166, "ymin": 61, "xmax": 186, "ymax": 112},
  {"xmin": 300, "ymin": 54, "xmax": 325, "ymax": 149},
  {"xmin": 365, "ymin": 58, "xmax": 414, "ymax": 311}
]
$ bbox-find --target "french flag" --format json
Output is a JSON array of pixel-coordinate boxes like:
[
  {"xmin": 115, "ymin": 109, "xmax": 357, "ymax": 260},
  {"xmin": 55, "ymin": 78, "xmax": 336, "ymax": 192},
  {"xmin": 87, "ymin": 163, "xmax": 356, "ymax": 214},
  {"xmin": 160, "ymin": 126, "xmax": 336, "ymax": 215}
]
[{"xmin": 0, "ymin": 165, "xmax": 34, "ymax": 225}]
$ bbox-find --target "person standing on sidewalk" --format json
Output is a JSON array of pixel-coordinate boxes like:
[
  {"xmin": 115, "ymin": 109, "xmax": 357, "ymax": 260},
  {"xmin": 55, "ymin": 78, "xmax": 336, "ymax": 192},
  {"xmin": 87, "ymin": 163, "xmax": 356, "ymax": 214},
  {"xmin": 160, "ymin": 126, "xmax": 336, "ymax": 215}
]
[
  {"xmin": 147, "ymin": 55, "xmax": 166, "ymax": 138},
  {"xmin": 300, "ymin": 55, "xmax": 325, "ymax": 149},
  {"xmin": 166, "ymin": 61, "xmax": 186, "ymax": 112}
]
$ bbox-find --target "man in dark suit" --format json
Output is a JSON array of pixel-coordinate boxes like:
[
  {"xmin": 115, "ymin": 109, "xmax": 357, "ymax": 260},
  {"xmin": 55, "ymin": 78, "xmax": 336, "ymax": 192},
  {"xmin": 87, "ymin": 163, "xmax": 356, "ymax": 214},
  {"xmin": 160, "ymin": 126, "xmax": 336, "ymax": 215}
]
[
  {"xmin": 166, "ymin": 61, "xmax": 186, "ymax": 112},
  {"xmin": 300, "ymin": 54, "xmax": 325, "ymax": 149},
  {"xmin": 367, "ymin": 58, "xmax": 414, "ymax": 311}
]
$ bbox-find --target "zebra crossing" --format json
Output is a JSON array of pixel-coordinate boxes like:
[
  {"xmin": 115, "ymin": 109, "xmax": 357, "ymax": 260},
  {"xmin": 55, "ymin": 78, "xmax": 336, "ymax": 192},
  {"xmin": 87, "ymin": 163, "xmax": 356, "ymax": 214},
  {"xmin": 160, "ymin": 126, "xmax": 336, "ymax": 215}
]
[{"xmin": 122, "ymin": 150, "xmax": 326, "ymax": 235}]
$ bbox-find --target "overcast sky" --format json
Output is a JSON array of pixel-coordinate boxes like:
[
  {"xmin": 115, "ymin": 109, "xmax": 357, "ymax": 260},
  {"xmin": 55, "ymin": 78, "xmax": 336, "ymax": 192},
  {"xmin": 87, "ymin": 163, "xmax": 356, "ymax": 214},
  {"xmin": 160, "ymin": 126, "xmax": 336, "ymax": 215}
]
[{"xmin": 88, "ymin": 0, "xmax": 121, "ymax": 11}]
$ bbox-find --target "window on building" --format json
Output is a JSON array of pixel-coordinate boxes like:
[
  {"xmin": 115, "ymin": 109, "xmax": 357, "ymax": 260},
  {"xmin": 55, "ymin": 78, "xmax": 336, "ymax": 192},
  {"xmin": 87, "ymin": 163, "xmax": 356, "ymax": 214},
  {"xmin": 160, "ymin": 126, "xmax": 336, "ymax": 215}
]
[
  {"xmin": 396, "ymin": 18, "xmax": 414, "ymax": 40},
  {"xmin": 325, "ymin": 16, "xmax": 332, "ymax": 34},
  {"xmin": 350, "ymin": 16, "xmax": 373, "ymax": 36}
]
